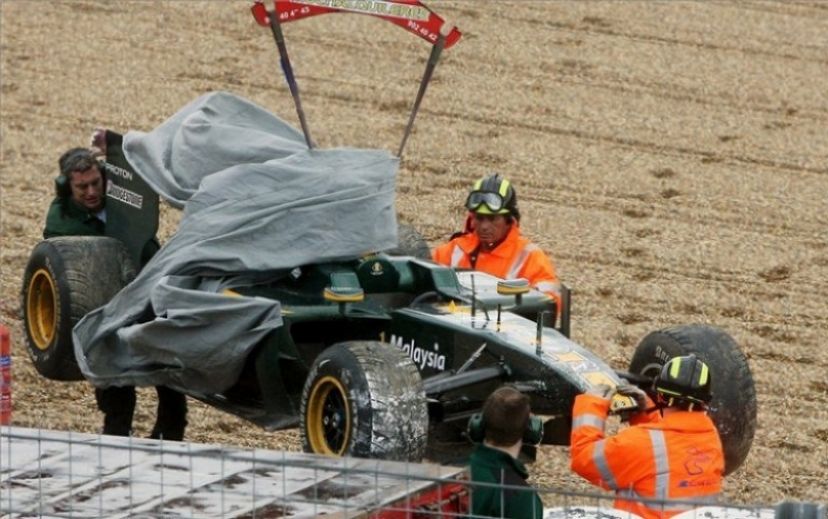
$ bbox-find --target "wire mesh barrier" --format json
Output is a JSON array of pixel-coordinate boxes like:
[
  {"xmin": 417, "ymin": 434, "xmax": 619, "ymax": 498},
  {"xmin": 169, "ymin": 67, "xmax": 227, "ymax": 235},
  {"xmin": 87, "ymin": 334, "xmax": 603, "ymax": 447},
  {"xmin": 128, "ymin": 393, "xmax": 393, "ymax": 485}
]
[
  {"xmin": 1, "ymin": 426, "xmax": 824, "ymax": 519},
  {"xmin": 0, "ymin": 426, "xmax": 467, "ymax": 518}
]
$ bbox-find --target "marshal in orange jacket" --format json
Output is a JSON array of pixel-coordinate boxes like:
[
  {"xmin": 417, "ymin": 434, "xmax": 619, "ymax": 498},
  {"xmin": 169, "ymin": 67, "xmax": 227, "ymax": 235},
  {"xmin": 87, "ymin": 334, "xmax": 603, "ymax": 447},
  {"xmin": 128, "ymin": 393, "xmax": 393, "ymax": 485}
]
[
  {"xmin": 570, "ymin": 394, "xmax": 724, "ymax": 519},
  {"xmin": 432, "ymin": 225, "xmax": 561, "ymax": 303}
]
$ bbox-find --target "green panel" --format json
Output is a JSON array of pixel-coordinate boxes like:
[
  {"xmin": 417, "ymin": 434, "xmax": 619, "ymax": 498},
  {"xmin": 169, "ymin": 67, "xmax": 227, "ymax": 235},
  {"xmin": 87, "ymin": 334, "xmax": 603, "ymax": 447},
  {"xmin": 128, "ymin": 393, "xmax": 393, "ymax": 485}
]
[
  {"xmin": 255, "ymin": 326, "xmax": 304, "ymax": 424},
  {"xmin": 429, "ymin": 266, "xmax": 463, "ymax": 295},
  {"xmin": 329, "ymin": 271, "xmax": 361, "ymax": 290},
  {"xmin": 102, "ymin": 142, "xmax": 160, "ymax": 267},
  {"xmin": 404, "ymin": 259, "xmax": 463, "ymax": 298}
]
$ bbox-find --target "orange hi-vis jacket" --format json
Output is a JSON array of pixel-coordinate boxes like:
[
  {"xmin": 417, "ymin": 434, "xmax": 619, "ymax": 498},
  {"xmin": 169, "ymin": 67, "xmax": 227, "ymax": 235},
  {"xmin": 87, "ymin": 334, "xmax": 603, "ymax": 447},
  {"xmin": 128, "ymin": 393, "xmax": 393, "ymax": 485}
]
[
  {"xmin": 570, "ymin": 394, "xmax": 724, "ymax": 519},
  {"xmin": 431, "ymin": 225, "xmax": 561, "ymax": 304}
]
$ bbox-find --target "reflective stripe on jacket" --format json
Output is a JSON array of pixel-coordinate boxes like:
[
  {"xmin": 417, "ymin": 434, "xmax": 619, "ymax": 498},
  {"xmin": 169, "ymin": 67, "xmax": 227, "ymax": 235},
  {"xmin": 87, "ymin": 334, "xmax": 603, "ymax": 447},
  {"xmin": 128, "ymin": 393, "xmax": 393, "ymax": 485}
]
[
  {"xmin": 432, "ymin": 225, "xmax": 561, "ymax": 303},
  {"xmin": 570, "ymin": 394, "xmax": 724, "ymax": 519}
]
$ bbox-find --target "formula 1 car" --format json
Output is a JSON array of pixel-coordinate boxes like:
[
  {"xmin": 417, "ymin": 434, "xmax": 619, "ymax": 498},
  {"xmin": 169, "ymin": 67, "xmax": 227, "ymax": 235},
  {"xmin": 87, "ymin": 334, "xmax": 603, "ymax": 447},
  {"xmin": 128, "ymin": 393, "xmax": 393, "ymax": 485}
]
[{"xmin": 21, "ymin": 0, "xmax": 756, "ymax": 475}]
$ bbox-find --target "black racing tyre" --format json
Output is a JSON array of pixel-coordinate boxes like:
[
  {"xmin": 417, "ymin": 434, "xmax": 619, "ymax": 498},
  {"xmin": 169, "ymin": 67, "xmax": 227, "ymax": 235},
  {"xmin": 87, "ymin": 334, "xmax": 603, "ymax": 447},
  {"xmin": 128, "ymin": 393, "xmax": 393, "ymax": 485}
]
[
  {"xmin": 21, "ymin": 237, "xmax": 136, "ymax": 381},
  {"xmin": 629, "ymin": 324, "xmax": 757, "ymax": 476},
  {"xmin": 383, "ymin": 223, "xmax": 431, "ymax": 260},
  {"xmin": 300, "ymin": 340, "xmax": 428, "ymax": 461}
]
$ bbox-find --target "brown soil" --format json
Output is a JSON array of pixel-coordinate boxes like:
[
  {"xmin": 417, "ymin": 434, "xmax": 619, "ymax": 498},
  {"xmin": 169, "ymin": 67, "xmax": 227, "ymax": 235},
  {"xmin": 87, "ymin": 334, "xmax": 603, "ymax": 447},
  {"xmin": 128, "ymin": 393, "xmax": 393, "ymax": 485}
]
[{"xmin": 2, "ymin": 0, "xmax": 827, "ymax": 505}]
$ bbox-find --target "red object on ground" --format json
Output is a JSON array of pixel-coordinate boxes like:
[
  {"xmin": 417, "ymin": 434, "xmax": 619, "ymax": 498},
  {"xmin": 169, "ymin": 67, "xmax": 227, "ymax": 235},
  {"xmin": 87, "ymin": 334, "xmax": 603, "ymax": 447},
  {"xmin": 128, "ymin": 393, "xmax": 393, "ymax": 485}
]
[
  {"xmin": 371, "ymin": 481, "xmax": 468, "ymax": 518},
  {"xmin": 0, "ymin": 324, "xmax": 11, "ymax": 425}
]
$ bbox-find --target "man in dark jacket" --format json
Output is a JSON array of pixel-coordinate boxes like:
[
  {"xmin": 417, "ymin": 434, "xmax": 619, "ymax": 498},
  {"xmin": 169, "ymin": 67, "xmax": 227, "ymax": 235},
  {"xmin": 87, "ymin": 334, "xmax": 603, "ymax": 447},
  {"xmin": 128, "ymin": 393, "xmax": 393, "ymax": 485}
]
[
  {"xmin": 468, "ymin": 386, "xmax": 544, "ymax": 519},
  {"xmin": 44, "ymin": 145, "xmax": 188, "ymax": 440}
]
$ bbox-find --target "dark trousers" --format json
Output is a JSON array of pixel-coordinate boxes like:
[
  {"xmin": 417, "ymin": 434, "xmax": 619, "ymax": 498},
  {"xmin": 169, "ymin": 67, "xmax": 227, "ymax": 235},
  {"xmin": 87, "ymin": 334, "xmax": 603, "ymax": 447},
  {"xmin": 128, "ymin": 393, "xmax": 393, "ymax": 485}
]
[{"xmin": 95, "ymin": 385, "xmax": 188, "ymax": 441}]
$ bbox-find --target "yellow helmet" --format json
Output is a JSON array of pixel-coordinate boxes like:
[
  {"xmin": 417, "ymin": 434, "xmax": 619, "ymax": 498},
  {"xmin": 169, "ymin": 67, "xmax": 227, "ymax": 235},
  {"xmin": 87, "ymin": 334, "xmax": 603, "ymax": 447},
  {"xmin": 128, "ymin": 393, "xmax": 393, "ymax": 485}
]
[
  {"xmin": 654, "ymin": 354, "xmax": 712, "ymax": 407},
  {"xmin": 465, "ymin": 173, "xmax": 519, "ymax": 218}
]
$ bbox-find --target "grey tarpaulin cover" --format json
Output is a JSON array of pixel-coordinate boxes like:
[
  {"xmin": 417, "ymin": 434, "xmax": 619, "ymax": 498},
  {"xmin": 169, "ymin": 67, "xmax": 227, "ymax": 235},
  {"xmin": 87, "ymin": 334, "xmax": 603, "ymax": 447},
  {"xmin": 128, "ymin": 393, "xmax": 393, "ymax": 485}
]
[{"xmin": 73, "ymin": 91, "xmax": 399, "ymax": 393}]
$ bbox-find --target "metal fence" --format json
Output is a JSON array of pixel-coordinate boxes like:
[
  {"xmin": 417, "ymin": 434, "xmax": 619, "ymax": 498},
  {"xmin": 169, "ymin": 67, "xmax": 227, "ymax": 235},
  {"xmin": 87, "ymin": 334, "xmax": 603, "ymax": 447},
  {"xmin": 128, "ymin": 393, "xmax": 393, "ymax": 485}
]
[{"xmin": 1, "ymin": 426, "xmax": 824, "ymax": 519}]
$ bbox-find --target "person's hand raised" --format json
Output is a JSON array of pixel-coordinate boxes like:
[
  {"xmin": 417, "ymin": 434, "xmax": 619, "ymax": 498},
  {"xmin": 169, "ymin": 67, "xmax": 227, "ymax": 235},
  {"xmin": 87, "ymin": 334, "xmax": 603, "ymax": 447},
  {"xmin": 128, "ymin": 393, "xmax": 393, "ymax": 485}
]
[{"xmin": 89, "ymin": 128, "xmax": 107, "ymax": 157}]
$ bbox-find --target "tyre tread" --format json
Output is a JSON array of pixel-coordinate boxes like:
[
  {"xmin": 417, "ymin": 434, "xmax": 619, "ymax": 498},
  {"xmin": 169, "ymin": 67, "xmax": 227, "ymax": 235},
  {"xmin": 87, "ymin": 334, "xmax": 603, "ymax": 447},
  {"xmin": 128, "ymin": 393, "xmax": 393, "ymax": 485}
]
[
  {"xmin": 300, "ymin": 340, "xmax": 427, "ymax": 461},
  {"xmin": 22, "ymin": 236, "xmax": 135, "ymax": 381}
]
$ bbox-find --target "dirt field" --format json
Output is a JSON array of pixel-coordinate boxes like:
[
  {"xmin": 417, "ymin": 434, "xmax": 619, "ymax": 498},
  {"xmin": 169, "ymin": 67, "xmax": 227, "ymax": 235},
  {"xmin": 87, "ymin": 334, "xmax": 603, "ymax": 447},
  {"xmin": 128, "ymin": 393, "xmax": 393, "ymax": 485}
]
[{"xmin": 1, "ymin": 0, "xmax": 826, "ymax": 505}]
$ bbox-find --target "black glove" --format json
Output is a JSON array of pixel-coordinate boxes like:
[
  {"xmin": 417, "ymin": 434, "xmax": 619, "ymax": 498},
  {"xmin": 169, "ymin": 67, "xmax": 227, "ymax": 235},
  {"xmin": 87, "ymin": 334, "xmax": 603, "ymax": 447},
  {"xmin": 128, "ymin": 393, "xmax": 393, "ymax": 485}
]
[{"xmin": 616, "ymin": 383, "xmax": 649, "ymax": 411}]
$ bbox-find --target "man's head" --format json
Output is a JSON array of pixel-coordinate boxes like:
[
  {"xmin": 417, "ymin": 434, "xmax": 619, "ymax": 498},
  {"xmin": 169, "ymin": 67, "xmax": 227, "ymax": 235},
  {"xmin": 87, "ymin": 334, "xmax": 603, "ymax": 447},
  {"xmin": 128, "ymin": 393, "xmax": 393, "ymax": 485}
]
[
  {"xmin": 481, "ymin": 385, "xmax": 531, "ymax": 447},
  {"xmin": 653, "ymin": 354, "xmax": 713, "ymax": 411},
  {"xmin": 465, "ymin": 174, "xmax": 520, "ymax": 248},
  {"xmin": 58, "ymin": 148, "xmax": 105, "ymax": 212}
]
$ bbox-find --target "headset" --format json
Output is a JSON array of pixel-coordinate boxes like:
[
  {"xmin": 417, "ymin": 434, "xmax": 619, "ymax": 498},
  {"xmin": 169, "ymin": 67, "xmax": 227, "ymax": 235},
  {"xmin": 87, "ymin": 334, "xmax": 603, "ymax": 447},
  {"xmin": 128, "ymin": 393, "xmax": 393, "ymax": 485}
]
[
  {"xmin": 467, "ymin": 412, "xmax": 544, "ymax": 446},
  {"xmin": 54, "ymin": 174, "xmax": 71, "ymax": 199}
]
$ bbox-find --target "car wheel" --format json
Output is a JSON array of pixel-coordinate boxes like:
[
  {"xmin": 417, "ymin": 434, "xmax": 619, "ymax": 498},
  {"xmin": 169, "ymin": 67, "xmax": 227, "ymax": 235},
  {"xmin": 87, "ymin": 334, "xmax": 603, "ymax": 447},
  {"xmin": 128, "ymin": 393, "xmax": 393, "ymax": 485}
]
[
  {"xmin": 630, "ymin": 324, "xmax": 757, "ymax": 476},
  {"xmin": 21, "ymin": 237, "xmax": 136, "ymax": 381},
  {"xmin": 383, "ymin": 223, "xmax": 431, "ymax": 260},
  {"xmin": 300, "ymin": 340, "xmax": 427, "ymax": 461}
]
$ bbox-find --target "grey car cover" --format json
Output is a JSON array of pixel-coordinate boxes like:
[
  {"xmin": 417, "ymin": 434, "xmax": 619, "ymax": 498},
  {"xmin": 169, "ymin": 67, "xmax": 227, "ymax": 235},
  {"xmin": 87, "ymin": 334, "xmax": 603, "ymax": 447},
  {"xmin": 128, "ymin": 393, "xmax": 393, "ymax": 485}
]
[{"xmin": 73, "ymin": 91, "xmax": 399, "ymax": 393}]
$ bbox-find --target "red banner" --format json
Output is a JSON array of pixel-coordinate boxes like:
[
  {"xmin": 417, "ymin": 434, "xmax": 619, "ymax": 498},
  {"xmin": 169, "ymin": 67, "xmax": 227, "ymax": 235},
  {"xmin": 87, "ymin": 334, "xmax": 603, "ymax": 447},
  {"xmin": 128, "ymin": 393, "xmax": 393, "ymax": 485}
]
[
  {"xmin": 251, "ymin": 0, "xmax": 461, "ymax": 49},
  {"xmin": 0, "ymin": 325, "xmax": 11, "ymax": 425}
]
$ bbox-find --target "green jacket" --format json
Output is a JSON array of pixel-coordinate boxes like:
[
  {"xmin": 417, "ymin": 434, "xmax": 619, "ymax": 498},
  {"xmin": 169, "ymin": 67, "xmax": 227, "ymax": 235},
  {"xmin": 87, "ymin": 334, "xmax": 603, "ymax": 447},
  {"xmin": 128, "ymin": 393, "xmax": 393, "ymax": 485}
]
[
  {"xmin": 469, "ymin": 444, "xmax": 544, "ymax": 519},
  {"xmin": 43, "ymin": 197, "xmax": 159, "ymax": 265},
  {"xmin": 43, "ymin": 198, "xmax": 105, "ymax": 238}
]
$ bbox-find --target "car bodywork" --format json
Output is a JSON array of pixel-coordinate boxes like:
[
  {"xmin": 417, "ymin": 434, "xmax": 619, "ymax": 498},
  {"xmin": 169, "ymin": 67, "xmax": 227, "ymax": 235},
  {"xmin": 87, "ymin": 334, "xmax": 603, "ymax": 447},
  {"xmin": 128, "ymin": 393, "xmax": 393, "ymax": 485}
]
[{"xmin": 199, "ymin": 259, "xmax": 625, "ymax": 437}]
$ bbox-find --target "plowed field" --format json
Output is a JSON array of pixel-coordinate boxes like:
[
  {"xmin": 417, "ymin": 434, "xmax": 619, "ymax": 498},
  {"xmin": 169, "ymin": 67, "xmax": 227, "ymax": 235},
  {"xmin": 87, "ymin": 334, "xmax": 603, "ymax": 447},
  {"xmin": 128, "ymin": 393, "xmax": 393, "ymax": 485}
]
[{"xmin": 1, "ymin": 0, "xmax": 826, "ymax": 504}]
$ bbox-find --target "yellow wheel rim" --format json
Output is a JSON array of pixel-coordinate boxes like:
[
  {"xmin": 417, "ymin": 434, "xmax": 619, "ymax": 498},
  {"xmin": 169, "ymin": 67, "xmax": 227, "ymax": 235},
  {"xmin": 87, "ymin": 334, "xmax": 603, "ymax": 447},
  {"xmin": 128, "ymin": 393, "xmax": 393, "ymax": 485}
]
[
  {"xmin": 27, "ymin": 268, "xmax": 57, "ymax": 351},
  {"xmin": 306, "ymin": 376, "xmax": 351, "ymax": 456}
]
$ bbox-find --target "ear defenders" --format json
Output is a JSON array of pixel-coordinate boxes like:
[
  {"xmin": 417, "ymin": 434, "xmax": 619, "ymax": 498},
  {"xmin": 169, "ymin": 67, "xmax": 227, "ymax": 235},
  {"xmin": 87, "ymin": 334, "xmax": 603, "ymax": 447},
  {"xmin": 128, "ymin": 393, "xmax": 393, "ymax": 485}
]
[
  {"xmin": 54, "ymin": 174, "xmax": 70, "ymax": 198},
  {"xmin": 467, "ymin": 413, "xmax": 544, "ymax": 446}
]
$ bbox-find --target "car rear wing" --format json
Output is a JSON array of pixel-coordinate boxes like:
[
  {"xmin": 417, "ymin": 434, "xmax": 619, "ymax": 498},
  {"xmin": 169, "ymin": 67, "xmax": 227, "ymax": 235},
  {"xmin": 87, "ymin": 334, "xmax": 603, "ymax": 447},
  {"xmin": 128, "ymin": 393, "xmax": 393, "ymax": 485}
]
[{"xmin": 250, "ymin": 0, "xmax": 461, "ymax": 157}]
